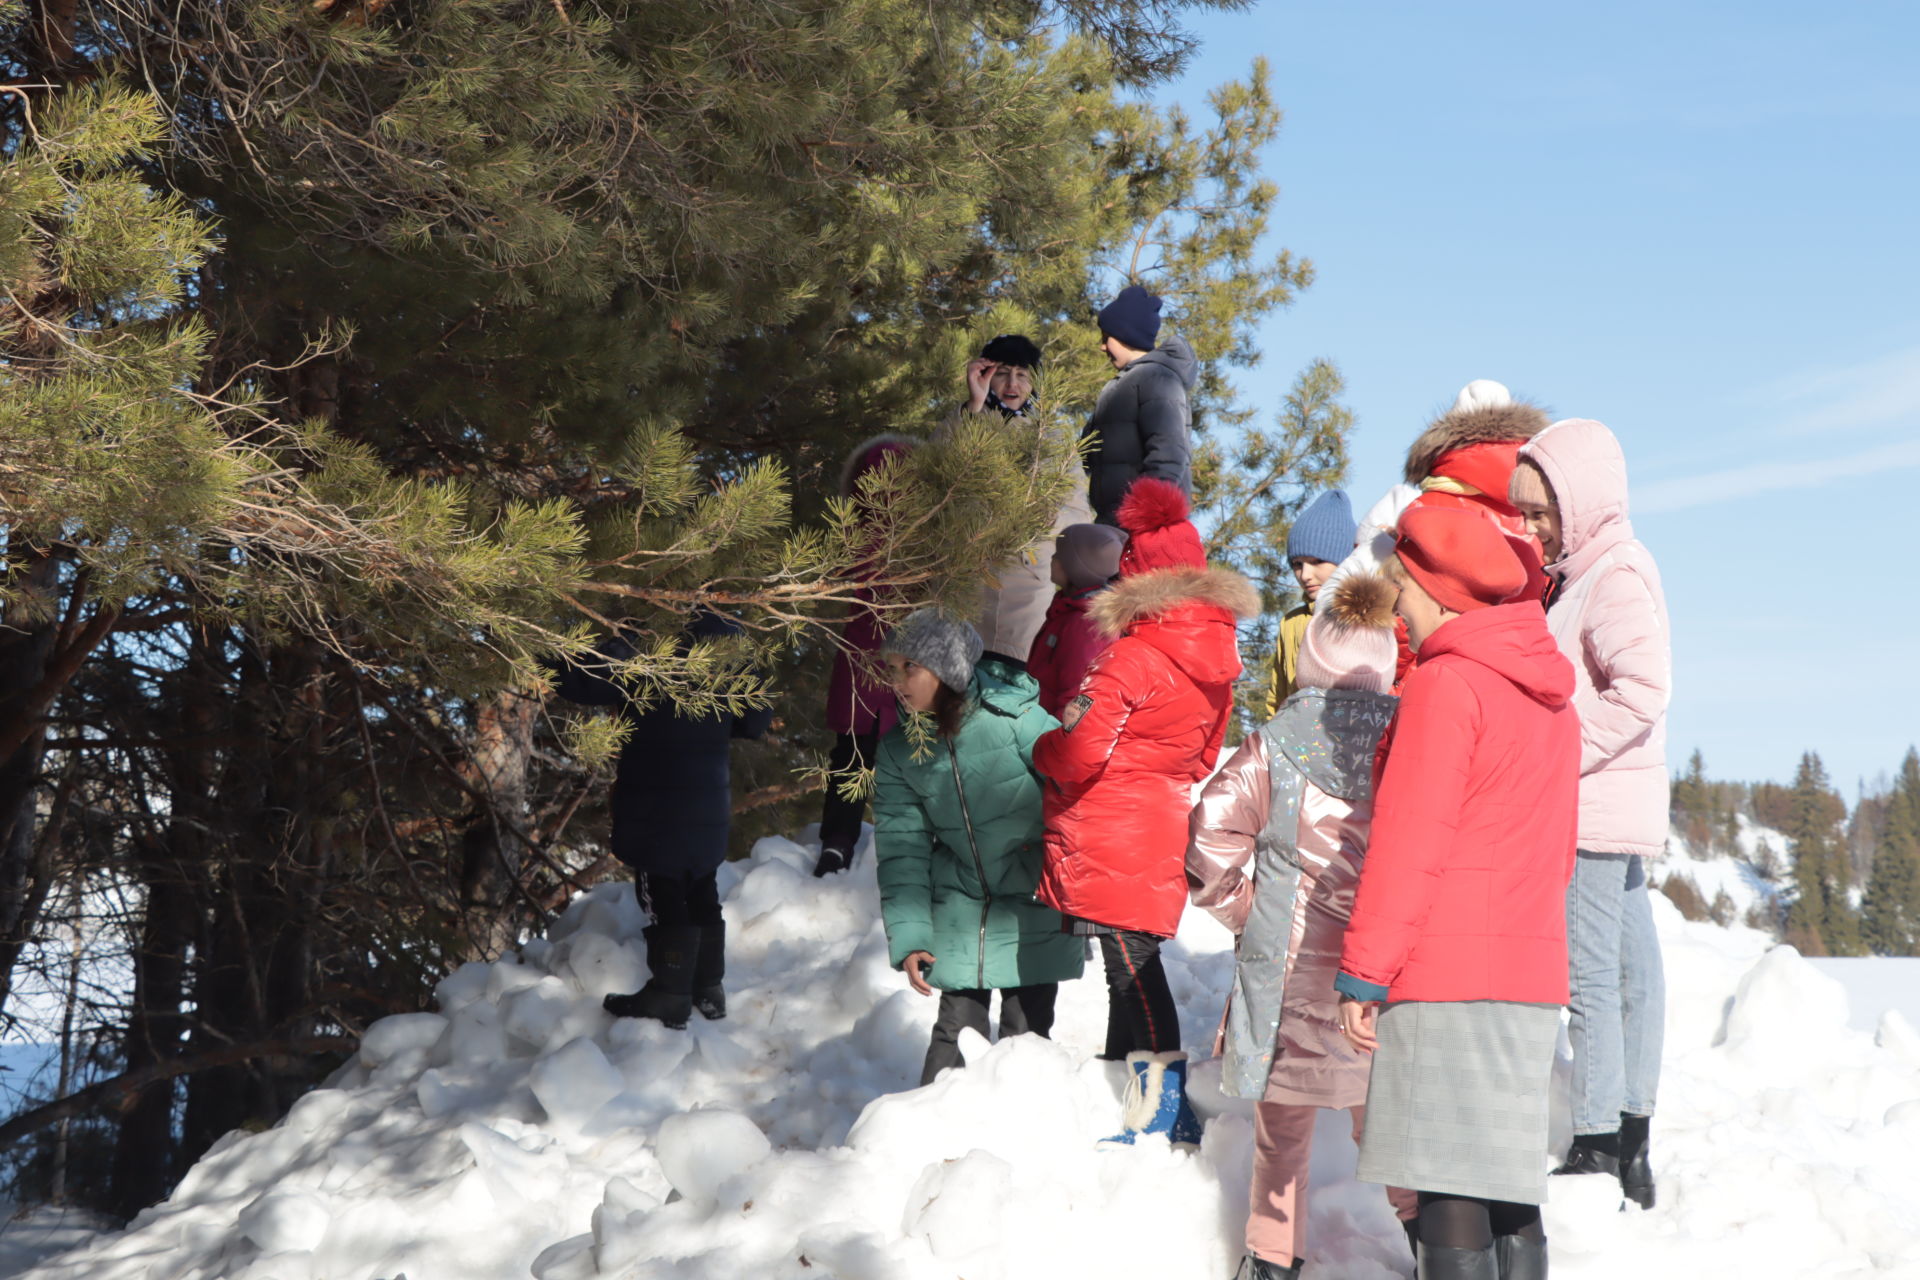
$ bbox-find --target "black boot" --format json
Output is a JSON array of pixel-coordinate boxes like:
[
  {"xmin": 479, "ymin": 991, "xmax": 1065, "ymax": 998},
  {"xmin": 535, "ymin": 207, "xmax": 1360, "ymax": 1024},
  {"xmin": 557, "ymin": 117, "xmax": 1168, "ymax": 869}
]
[
  {"xmin": 1493, "ymin": 1235, "xmax": 1547, "ymax": 1280},
  {"xmin": 1418, "ymin": 1243, "xmax": 1497, "ymax": 1280},
  {"xmin": 1551, "ymin": 1130, "xmax": 1619, "ymax": 1177},
  {"xmin": 692, "ymin": 921, "xmax": 727, "ymax": 1021},
  {"xmin": 1232, "ymin": 1253, "xmax": 1300, "ymax": 1280},
  {"xmin": 603, "ymin": 925, "xmax": 696, "ymax": 1027},
  {"xmin": 811, "ymin": 844, "xmax": 853, "ymax": 878},
  {"xmin": 1618, "ymin": 1112, "xmax": 1655, "ymax": 1210}
]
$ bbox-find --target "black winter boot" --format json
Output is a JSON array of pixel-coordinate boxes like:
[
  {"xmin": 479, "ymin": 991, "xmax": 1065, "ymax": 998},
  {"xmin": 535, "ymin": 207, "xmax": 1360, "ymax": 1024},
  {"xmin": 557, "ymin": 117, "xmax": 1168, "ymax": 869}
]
[
  {"xmin": 1232, "ymin": 1253, "xmax": 1300, "ymax": 1280},
  {"xmin": 1618, "ymin": 1112, "xmax": 1655, "ymax": 1209},
  {"xmin": 603, "ymin": 925, "xmax": 696, "ymax": 1027},
  {"xmin": 811, "ymin": 844, "xmax": 854, "ymax": 878},
  {"xmin": 1418, "ymin": 1243, "xmax": 1498, "ymax": 1280},
  {"xmin": 1493, "ymin": 1235, "xmax": 1547, "ymax": 1280},
  {"xmin": 692, "ymin": 922, "xmax": 727, "ymax": 1021},
  {"xmin": 1551, "ymin": 1130, "xmax": 1619, "ymax": 1177}
]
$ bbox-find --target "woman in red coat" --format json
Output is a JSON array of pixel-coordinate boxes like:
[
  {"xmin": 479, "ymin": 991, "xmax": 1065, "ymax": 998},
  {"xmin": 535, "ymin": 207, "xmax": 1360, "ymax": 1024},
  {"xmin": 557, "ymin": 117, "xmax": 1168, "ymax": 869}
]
[
  {"xmin": 1033, "ymin": 478, "xmax": 1258, "ymax": 1145},
  {"xmin": 1334, "ymin": 506, "xmax": 1579, "ymax": 1280}
]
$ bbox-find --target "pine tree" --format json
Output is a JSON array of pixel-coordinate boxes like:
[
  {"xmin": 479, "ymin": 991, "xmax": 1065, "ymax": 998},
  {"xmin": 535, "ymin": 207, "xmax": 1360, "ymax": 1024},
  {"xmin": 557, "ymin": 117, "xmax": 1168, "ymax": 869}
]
[
  {"xmin": 4, "ymin": 0, "xmax": 1334, "ymax": 1217},
  {"xmin": 1782, "ymin": 751, "xmax": 1862, "ymax": 956},
  {"xmin": 1862, "ymin": 748, "xmax": 1920, "ymax": 956}
]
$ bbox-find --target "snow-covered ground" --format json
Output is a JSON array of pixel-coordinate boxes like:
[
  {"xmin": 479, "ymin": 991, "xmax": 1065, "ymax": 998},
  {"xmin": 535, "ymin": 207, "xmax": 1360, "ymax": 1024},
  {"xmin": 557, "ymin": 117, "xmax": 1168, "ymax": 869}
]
[{"xmin": 11, "ymin": 830, "xmax": 1920, "ymax": 1280}]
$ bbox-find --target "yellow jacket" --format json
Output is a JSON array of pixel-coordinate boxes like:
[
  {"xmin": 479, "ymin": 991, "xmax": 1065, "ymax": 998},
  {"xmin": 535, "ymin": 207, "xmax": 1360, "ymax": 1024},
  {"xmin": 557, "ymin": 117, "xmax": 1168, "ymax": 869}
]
[{"xmin": 1262, "ymin": 602, "xmax": 1313, "ymax": 718}]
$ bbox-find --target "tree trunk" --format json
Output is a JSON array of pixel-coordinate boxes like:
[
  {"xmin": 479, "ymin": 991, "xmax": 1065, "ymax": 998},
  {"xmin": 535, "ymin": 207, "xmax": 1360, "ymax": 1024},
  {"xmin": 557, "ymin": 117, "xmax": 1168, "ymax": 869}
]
[{"xmin": 457, "ymin": 690, "xmax": 538, "ymax": 958}]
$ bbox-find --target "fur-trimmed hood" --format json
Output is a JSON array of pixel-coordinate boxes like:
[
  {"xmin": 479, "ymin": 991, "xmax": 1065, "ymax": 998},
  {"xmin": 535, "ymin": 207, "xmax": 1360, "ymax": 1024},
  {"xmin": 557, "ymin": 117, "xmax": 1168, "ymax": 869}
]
[
  {"xmin": 838, "ymin": 432, "xmax": 920, "ymax": 499},
  {"xmin": 1090, "ymin": 564, "xmax": 1258, "ymax": 685},
  {"xmin": 1402, "ymin": 400, "xmax": 1549, "ymax": 484}
]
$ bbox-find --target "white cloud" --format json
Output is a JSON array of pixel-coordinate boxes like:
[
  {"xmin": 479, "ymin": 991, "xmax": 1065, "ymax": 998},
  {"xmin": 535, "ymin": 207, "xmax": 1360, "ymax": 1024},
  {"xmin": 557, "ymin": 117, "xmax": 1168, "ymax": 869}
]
[
  {"xmin": 1753, "ymin": 344, "xmax": 1920, "ymax": 438},
  {"xmin": 1637, "ymin": 436, "xmax": 1920, "ymax": 514}
]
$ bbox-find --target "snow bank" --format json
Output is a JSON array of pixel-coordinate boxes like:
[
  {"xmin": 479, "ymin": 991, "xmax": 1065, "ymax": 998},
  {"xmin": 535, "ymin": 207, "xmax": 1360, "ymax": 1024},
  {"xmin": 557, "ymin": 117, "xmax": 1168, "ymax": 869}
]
[{"xmin": 18, "ymin": 833, "xmax": 1920, "ymax": 1279}]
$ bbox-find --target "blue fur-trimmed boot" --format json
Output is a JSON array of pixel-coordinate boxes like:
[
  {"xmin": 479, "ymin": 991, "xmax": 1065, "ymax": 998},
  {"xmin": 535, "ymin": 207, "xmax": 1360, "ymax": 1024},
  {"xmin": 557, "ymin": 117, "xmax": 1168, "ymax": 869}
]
[{"xmin": 1101, "ymin": 1050, "xmax": 1204, "ymax": 1148}]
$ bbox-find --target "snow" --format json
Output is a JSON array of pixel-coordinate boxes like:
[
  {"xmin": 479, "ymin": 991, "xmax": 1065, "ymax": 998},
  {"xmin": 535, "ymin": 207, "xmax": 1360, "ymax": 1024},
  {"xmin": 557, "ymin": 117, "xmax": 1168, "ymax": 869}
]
[
  {"xmin": 1806, "ymin": 958, "xmax": 1920, "ymax": 1035},
  {"xmin": 13, "ymin": 830, "xmax": 1920, "ymax": 1280},
  {"xmin": 1655, "ymin": 813, "xmax": 1788, "ymax": 927}
]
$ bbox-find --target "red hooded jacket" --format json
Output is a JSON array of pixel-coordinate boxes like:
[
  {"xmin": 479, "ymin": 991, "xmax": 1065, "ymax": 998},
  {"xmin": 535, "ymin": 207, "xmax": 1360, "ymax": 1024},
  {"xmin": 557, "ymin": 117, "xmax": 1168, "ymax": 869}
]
[
  {"xmin": 1337, "ymin": 601, "xmax": 1579, "ymax": 1003},
  {"xmin": 1034, "ymin": 565, "xmax": 1258, "ymax": 937},
  {"xmin": 1026, "ymin": 585, "xmax": 1112, "ymax": 719}
]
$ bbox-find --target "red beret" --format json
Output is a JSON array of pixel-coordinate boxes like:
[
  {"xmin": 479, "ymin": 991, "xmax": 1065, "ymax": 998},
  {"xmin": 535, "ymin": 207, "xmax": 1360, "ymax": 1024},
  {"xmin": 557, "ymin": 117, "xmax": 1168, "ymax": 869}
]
[{"xmin": 1395, "ymin": 505, "xmax": 1527, "ymax": 612}]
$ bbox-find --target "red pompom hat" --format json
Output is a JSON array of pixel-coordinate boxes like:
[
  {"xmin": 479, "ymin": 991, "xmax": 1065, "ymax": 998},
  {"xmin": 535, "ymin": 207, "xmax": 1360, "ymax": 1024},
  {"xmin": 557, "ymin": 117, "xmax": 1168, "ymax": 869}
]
[
  {"xmin": 1395, "ymin": 505, "xmax": 1527, "ymax": 613},
  {"xmin": 1115, "ymin": 477, "xmax": 1205, "ymax": 575}
]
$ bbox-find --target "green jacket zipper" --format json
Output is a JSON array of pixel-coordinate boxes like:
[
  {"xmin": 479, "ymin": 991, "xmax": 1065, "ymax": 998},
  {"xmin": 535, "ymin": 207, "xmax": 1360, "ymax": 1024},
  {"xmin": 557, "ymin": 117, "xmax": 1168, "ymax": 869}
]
[{"xmin": 947, "ymin": 743, "xmax": 993, "ymax": 992}]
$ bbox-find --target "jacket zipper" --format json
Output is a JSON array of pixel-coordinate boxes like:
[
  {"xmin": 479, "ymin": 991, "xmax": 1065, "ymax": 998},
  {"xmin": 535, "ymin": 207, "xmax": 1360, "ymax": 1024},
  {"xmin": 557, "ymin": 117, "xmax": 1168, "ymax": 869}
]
[{"xmin": 947, "ymin": 745, "xmax": 992, "ymax": 991}]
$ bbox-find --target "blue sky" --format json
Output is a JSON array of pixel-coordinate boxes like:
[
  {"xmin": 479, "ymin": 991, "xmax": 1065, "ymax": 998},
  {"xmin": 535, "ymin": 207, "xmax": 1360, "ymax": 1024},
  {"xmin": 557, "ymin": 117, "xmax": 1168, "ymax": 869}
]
[{"xmin": 1160, "ymin": 0, "xmax": 1920, "ymax": 794}]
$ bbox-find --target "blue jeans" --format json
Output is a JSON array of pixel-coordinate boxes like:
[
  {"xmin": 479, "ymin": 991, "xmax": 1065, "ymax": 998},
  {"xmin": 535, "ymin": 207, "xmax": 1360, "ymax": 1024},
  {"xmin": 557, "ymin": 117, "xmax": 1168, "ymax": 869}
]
[{"xmin": 1566, "ymin": 851, "xmax": 1665, "ymax": 1134}]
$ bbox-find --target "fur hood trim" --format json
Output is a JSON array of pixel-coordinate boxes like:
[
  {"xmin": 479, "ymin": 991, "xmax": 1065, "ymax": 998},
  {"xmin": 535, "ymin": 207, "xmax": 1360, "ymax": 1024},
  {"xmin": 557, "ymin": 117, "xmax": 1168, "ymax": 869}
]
[
  {"xmin": 1091, "ymin": 565, "xmax": 1260, "ymax": 639},
  {"xmin": 838, "ymin": 432, "xmax": 920, "ymax": 498},
  {"xmin": 1402, "ymin": 401, "xmax": 1549, "ymax": 483},
  {"xmin": 1322, "ymin": 572, "xmax": 1397, "ymax": 630}
]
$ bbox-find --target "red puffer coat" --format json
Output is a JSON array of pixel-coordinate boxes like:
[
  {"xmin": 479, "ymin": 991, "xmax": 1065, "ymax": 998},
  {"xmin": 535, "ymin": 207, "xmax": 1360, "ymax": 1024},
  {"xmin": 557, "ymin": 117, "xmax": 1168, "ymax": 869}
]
[
  {"xmin": 1034, "ymin": 565, "xmax": 1259, "ymax": 937},
  {"xmin": 1337, "ymin": 600, "xmax": 1580, "ymax": 1003}
]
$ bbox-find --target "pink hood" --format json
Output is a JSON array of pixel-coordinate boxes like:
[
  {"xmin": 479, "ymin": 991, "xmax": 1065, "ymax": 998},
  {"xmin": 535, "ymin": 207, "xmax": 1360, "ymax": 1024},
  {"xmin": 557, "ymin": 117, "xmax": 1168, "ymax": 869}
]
[
  {"xmin": 1523, "ymin": 418, "xmax": 1633, "ymax": 578},
  {"xmin": 1519, "ymin": 420, "xmax": 1672, "ymax": 858}
]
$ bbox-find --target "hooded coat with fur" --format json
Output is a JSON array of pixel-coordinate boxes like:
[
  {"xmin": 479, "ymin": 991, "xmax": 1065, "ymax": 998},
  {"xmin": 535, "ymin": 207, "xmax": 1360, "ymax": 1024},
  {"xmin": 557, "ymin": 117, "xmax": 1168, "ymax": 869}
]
[
  {"xmin": 1519, "ymin": 419, "xmax": 1672, "ymax": 858},
  {"xmin": 1033, "ymin": 563, "xmax": 1259, "ymax": 936}
]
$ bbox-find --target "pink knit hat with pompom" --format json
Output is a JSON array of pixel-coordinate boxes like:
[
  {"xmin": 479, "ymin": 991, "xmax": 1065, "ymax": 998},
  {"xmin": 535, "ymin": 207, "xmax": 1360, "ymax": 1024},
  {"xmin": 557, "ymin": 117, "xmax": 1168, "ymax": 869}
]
[{"xmin": 1294, "ymin": 573, "xmax": 1398, "ymax": 695}]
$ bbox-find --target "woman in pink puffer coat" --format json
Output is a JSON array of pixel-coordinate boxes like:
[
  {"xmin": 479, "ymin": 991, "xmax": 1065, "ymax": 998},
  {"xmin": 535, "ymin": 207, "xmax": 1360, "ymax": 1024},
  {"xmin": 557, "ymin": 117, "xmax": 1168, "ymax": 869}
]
[{"xmin": 1513, "ymin": 417, "xmax": 1671, "ymax": 1210}]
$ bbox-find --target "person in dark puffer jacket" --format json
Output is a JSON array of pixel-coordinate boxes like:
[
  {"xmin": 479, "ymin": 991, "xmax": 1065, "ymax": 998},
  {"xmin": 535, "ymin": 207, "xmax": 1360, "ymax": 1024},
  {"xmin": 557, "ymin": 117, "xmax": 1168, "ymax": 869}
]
[
  {"xmin": 1083, "ymin": 285, "xmax": 1198, "ymax": 525},
  {"xmin": 549, "ymin": 612, "xmax": 773, "ymax": 1028}
]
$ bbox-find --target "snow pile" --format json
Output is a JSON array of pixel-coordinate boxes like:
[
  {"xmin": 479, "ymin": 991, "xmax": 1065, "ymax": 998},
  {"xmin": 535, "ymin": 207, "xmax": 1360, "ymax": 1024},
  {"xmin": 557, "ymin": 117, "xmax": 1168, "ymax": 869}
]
[{"xmin": 18, "ymin": 832, "xmax": 1920, "ymax": 1280}]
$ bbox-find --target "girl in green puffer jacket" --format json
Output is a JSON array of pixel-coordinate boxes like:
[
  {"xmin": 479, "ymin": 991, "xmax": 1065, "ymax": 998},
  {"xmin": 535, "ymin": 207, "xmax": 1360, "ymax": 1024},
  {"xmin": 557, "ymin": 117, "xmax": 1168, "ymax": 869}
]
[{"xmin": 873, "ymin": 610, "xmax": 1086, "ymax": 1086}]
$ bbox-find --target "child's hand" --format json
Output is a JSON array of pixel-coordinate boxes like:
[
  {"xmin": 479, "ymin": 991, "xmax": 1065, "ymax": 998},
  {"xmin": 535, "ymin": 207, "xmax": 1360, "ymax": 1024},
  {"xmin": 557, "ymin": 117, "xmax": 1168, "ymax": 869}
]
[
  {"xmin": 903, "ymin": 951, "xmax": 936, "ymax": 995},
  {"xmin": 1338, "ymin": 997, "xmax": 1379, "ymax": 1053}
]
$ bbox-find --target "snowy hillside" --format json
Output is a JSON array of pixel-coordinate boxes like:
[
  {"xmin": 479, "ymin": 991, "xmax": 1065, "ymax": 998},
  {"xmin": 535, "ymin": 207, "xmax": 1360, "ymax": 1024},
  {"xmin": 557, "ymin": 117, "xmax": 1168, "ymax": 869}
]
[
  {"xmin": 1652, "ymin": 812, "xmax": 1790, "ymax": 930},
  {"xmin": 14, "ymin": 831, "xmax": 1920, "ymax": 1280}
]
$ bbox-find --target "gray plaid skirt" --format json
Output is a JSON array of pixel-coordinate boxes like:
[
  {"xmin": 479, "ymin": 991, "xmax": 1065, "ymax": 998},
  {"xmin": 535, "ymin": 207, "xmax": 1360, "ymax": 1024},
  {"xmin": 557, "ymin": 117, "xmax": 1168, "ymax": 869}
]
[{"xmin": 1355, "ymin": 999, "xmax": 1561, "ymax": 1204}]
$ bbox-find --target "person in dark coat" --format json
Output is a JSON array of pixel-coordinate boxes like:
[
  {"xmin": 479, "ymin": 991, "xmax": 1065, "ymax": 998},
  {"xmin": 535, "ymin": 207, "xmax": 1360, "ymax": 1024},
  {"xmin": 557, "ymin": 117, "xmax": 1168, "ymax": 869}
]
[
  {"xmin": 1084, "ymin": 285, "xmax": 1199, "ymax": 525},
  {"xmin": 549, "ymin": 611, "xmax": 773, "ymax": 1028}
]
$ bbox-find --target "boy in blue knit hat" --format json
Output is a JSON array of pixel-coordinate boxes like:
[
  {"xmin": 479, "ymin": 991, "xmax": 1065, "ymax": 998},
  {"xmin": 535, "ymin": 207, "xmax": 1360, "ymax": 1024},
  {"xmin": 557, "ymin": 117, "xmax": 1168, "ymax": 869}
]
[{"xmin": 1263, "ymin": 489, "xmax": 1357, "ymax": 716}]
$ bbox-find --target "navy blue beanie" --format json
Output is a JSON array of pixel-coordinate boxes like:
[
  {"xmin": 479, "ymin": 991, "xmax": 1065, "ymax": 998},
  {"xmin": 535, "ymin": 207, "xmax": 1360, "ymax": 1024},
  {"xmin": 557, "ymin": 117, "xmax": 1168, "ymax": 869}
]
[
  {"xmin": 1288, "ymin": 490, "xmax": 1357, "ymax": 564},
  {"xmin": 1096, "ymin": 285, "xmax": 1163, "ymax": 352}
]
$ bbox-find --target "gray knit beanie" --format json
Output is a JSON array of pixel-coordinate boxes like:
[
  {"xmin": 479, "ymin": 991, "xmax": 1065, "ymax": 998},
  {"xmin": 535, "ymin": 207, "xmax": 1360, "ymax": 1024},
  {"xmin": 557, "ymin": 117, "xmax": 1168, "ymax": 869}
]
[
  {"xmin": 1054, "ymin": 523, "xmax": 1128, "ymax": 590},
  {"xmin": 883, "ymin": 609, "xmax": 983, "ymax": 694}
]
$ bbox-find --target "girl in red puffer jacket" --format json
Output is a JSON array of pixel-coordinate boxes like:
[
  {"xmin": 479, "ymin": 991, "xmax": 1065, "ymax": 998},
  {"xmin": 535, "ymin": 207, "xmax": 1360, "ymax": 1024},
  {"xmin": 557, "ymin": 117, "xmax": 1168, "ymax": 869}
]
[{"xmin": 1033, "ymin": 478, "xmax": 1258, "ymax": 1146}]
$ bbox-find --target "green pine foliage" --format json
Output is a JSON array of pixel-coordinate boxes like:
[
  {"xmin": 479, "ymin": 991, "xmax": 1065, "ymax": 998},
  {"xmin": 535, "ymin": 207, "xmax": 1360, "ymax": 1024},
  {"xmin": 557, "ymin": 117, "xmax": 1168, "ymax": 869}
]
[
  {"xmin": 1200, "ymin": 357, "xmax": 1352, "ymax": 729},
  {"xmin": 4, "ymin": 0, "xmax": 1342, "ymax": 1216},
  {"xmin": 1861, "ymin": 749, "xmax": 1920, "ymax": 956},
  {"xmin": 1782, "ymin": 751, "xmax": 1864, "ymax": 957}
]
